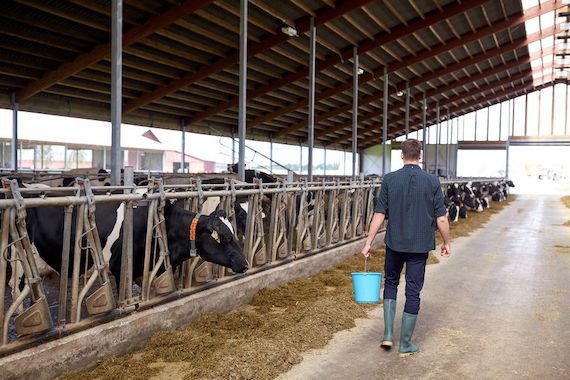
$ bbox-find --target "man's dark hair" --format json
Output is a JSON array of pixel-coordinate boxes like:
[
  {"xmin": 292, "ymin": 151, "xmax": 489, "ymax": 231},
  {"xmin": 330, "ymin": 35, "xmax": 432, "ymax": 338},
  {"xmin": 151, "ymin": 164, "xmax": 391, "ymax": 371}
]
[{"xmin": 401, "ymin": 139, "xmax": 422, "ymax": 160}]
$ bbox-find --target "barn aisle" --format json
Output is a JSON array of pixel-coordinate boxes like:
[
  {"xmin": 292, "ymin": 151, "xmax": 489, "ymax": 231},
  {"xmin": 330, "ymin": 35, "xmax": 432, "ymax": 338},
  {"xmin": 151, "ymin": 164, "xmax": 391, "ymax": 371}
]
[{"xmin": 280, "ymin": 195, "xmax": 570, "ymax": 379}]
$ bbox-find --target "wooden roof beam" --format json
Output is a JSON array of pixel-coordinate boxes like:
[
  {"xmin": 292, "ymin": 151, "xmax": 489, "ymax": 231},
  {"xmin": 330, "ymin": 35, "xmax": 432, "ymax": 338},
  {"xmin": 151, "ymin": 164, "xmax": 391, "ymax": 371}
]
[
  {"xmin": 357, "ymin": 63, "xmax": 553, "ymax": 146},
  {"xmin": 185, "ymin": 0, "xmax": 491, "ymax": 126},
  {"xmin": 360, "ymin": 82, "xmax": 541, "ymax": 148},
  {"xmin": 323, "ymin": 67, "xmax": 533, "ymax": 145},
  {"xmin": 329, "ymin": 57, "xmax": 554, "ymax": 145},
  {"xmin": 16, "ymin": 0, "xmax": 215, "ymax": 102},
  {"xmin": 272, "ymin": 6, "xmax": 560, "ymax": 138},
  {"xmin": 336, "ymin": 75, "xmax": 534, "ymax": 147},
  {"xmin": 123, "ymin": 0, "xmax": 373, "ymax": 114},
  {"xmin": 326, "ymin": 57, "xmax": 552, "ymax": 145}
]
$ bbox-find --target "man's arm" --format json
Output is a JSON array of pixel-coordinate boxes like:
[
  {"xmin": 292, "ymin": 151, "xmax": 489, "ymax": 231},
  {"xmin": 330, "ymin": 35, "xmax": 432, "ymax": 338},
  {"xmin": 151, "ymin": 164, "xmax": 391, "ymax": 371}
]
[
  {"xmin": 362, "ymin": 180, "xmax": 389, "ymax": 257},
  {"xmin": 436, "ymin": 215, "xmax": 451, "ymax": 257},
  {"xmin": 361, "ymin": 212, "xmax": 385, "ymax": 257},
  {"xmin": 433, "ymin": 179, "xmax": 451, "ymax": 257}
]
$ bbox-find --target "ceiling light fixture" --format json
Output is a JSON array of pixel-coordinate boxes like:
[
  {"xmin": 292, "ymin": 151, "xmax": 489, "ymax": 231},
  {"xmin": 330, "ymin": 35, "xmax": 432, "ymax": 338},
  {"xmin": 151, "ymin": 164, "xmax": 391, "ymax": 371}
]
[
  {"xmin": 281, "ymin": 25, "xmax": 298, "ymax": 37},
  {"xmin": 357, "ymin": 68, "xmax": 364, "ymax": 75},
  {"xmin": 397, "ymin": 90, "xmax": 405, "ymax": 97}
]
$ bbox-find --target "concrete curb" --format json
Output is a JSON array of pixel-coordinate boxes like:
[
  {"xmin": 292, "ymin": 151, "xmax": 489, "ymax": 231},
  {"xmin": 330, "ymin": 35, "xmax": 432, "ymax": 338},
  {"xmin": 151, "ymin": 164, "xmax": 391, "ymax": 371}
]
[{"xmin": 0, "ymin": 236, "xmax": 384, "ymax": 379}]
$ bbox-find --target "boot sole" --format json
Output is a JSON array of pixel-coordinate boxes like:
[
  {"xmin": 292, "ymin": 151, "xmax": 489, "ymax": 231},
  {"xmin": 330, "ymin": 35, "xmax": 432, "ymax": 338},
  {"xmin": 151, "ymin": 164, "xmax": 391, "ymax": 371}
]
[
  {"xmin": 380, "ymin": 341, "xmax": 393, "ymax": 350},
  {"xmin": 399, "ymin": 351, "xmax": 418, "ymax": 358}
]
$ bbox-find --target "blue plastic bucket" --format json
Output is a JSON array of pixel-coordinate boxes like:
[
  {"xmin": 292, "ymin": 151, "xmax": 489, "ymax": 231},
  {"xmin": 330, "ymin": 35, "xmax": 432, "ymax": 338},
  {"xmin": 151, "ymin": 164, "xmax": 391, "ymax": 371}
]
[{"xmin": 351, "ymin": 272, "xmax": 382, "ymax": 303}]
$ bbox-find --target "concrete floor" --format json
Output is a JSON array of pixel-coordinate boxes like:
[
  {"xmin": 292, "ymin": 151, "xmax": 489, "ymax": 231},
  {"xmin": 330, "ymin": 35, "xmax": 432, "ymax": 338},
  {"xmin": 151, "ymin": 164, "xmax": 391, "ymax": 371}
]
[{"xmin": 280, "ymin": 195, "xmax": 570, "ymax": 380}]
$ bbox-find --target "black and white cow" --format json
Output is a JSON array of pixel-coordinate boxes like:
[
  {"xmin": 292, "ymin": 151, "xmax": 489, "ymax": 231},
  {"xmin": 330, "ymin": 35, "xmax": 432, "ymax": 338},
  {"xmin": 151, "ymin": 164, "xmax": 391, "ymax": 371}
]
[
  {"xmin": 444, "ymin": 195, "xmax": 459, "ymax": 222},
  {"xmin": 461, "ymin": 183, "xmax": 483, "ymax": 212},
  {"xmin": 471, "ymin": 182, "xmax": 490, "ymax": 209},
  {"xmin": 25, "ymin": 199, "xmax": 249, "ymax": 290},
  {"xmin": 488, "ymin": 182, "xmax": 505, "ymax": 202},
  {"xmin": 446, "ymin": 184, "xmax": 468, "ymax": 219}
]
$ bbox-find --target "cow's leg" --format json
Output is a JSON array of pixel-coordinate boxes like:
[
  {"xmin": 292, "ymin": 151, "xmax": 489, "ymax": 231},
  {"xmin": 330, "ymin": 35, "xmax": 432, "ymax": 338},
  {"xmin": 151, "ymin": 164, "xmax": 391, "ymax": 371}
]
[{"xmin": 31, "ymin": 244, "xmax": 57, "ymax": 280}]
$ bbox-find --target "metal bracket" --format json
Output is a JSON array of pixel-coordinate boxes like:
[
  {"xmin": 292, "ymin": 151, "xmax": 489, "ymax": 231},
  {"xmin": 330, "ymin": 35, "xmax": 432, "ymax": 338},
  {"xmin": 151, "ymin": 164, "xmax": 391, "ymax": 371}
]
[{"xmin": 3, "ymin": 179, "xmax": 26, "ymax": 222}]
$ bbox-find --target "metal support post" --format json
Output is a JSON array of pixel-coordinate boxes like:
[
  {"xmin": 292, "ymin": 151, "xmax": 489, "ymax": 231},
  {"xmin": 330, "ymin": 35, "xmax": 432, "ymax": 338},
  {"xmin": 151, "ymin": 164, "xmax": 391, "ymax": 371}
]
[
  {"xmin": 498, "ymin": 101, "xmax": 503, "ymax": 140},
  {"xmin": 524, "ymin": 93, "xmax": 528, "ymax": 136},
  {"xmin": 323, "ymin": 144, "xmax": 327, "ymax": 176},
  {"xmin": 473, "ymin": 111, "xmax": 478, "ymax": 141},
  {"xmin": 405, "ymin": 81, "xmax": 410, "ymax": 139},
  {"xmin": 63, "ymin": 145, "xmax": 69, "ymax": 170},
  {"xmin": 352, "ymin": 46, "xmax": 358, "ymax": 180},
  {"xmin": 566, "ymin": 84, "xmax": 569, "ymax": 136},
  {"xmin": 506, "ymin": 99, "xmax": 511, "ymax": 178},
  {"xmin": 343, "ymin": 149, "xmax": 346, "ymax": 177},
  {"xmin": 237, "ymin": 0, "xmax": 248, "ymax": 181},
  {"xmin": 422, "ymin": 92, "xmax": 427, "ymax": 171},
  {"xmin": 111, "ymin": 0, "xmax": 122, "ymax": 185},
  {"xmin": 10, "ymin": 93, "xmax": 18, "ymax": 172},
  {"xmin": 435, "ymin": 101, "xmax": 440, "ymax": 177},
  {"xmin": 231, "ymin": 131, "xmax": 235, "ymax": 163},
  {"xmin": 450, "ymin": 116, "xmax": 455, "ymax": 178},
  {"xmin": 537, "ymin": 88, "xmax": 542, "ymax": 136},
  {"xmin": 180, "ymin": 120, "xmax": 186, "ymax": 173},
  {"xmin": 269, "ymin": 134, "xmax": 273, "ymax": 173},
  {"xmin": 510, "ymin": 98, "xmax": 515, "ymax": 136},
  {"xmin": 445, "ymin": 108, "xmax": 450, "ymax": 178},
  {"xmin": 307, "ymin": 17, "xmax": 316, "ymax": 181},
  {"xmin": 299, "ymin": 140, "xmax": 303, "ymax": 175},
  {"xmin": 551, "ymin": 84, "xmax": 556, "ymax": 136},
  {"xmin": 382, "ymin": 67, "xmax": 388, "ymax": 176},
  {"xmin": 486, "ymin": 106, "xmax": 490, "ymax": 141},
  {"xmin": 564, "ymin": 84, "xmax": 570, "ymax": 136}
]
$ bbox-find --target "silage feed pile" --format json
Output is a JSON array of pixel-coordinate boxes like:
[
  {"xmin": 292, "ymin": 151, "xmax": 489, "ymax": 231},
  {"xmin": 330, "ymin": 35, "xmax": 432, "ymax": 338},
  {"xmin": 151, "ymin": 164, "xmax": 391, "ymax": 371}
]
[{"xmin": 64, "ymin": 197, "xmax": 514, "ymax": 380}]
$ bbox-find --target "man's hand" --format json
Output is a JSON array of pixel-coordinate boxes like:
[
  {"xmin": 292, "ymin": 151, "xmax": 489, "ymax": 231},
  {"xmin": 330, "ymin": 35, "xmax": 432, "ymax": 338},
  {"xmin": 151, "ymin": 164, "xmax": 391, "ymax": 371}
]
[
  {"xmin": 440, "ymin": 243, "xmax": 451, "ymax": 257},
  {"xmin": 436, "ymin": 215, "xmax": 451, "ymax": 258},
  {"xmin": 361, "ymin": 243, "xmax": 372, "ymax": 258},
  {"xmin": 361, "ymin": 213, "xmax": 385, "ymax": 258}
]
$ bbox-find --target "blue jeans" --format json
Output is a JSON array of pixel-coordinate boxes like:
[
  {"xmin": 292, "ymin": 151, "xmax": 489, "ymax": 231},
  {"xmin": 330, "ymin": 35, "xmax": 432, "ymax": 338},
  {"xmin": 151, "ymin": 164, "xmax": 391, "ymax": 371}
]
[{"xmin": 383, "ymin": 245, "xmax": 428, "ymax": 314}]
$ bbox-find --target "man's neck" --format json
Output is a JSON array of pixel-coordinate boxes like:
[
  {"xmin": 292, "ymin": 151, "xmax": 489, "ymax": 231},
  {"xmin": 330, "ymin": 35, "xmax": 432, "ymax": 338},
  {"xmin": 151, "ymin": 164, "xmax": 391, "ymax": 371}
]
[{"xmin": 403, "ymin": 160, "xmax": 420, "ymax": 166}]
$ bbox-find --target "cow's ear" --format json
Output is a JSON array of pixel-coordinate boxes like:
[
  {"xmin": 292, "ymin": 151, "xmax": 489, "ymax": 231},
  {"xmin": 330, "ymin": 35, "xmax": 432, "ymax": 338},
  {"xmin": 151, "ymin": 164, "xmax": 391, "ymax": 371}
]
[{"xmin": 213, "ymin": 209, "xmax": 227, "ymax": 219}]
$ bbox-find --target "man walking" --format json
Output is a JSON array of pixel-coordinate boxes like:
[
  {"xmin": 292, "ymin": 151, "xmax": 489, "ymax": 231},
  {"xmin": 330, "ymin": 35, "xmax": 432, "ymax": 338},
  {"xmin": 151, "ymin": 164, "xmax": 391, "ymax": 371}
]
[{"xmin": 361, "ymin": 139, "xmax": 451, "ymax": 357}]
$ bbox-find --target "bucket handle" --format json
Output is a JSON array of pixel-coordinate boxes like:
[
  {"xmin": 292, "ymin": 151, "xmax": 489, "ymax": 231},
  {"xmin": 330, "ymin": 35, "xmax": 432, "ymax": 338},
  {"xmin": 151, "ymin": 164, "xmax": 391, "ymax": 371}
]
[{"xmin": 363, "ymin": 256, "xmax": 368, "ymax": 273}]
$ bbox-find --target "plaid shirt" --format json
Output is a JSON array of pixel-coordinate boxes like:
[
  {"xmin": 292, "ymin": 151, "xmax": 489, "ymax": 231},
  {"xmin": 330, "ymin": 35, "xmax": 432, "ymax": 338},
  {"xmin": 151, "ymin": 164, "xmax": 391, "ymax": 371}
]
[{"xmin": 375, "ymin": 164, "xmax": 447, "ymax": 253}]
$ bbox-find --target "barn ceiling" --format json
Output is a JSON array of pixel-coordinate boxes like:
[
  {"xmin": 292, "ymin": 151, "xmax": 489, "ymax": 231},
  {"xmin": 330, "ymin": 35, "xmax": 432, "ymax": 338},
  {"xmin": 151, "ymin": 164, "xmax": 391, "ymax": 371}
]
[{"xmin": 0, "ymin": 0, "xmax": 567, "ymax": 150}]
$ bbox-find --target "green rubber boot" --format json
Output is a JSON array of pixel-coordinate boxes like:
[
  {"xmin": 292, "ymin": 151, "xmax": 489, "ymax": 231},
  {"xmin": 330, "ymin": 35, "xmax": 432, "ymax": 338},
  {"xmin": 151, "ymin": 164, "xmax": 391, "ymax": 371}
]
[
  {"xmin": 381, "ymin": 299, "xmax": 396, "ymax": 350},
  {"xmin": 399, "ymin": 312, "xmax": 420, "ymax": 357}
]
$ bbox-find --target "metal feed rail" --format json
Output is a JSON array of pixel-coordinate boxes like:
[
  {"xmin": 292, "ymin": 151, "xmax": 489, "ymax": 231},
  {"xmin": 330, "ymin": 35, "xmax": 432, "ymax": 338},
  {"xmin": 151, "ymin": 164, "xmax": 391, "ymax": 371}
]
[{"xmin": 0, "ymin": 177, "xmax": 502, "ymax": 355}]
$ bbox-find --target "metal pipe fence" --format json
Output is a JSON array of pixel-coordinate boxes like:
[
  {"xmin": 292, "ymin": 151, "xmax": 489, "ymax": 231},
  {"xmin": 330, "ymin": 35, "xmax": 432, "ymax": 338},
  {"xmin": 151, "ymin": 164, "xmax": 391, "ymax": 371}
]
[{"xmin": 0, "ymin": 176, "xmax": 502, "ymax": 355}]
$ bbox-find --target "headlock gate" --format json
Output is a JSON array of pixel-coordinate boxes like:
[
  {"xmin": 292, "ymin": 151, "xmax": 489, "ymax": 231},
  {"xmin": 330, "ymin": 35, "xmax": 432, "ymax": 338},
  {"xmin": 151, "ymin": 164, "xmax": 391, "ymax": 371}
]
[
  {"xmin": 0, "ymin": 177, "xmax": 382, "ymax": 355},
  {"xmin": 0, "ymin": 176, "xmax": 497, "ymax": 355}
]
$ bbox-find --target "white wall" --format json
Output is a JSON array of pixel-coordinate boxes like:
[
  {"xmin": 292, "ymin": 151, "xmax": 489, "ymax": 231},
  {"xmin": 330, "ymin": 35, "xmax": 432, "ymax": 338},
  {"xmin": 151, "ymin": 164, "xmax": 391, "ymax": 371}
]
[{"xmin": 362, "ymin": 144, "xmax": 391, "ymax": 176}]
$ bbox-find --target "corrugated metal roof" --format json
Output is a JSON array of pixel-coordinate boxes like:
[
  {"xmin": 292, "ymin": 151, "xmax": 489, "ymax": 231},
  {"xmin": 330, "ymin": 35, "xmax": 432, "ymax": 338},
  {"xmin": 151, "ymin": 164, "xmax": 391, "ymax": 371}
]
[{"xmin": 0, "ymin": 0, "xmax": 564, "ymax": 150}]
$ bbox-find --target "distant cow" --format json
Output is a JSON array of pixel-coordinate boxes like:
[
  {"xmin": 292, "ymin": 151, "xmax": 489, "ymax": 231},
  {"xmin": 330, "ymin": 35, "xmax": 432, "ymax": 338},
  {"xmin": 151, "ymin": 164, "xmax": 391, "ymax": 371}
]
[
  {"xmin": 446, "ymin": 184, "xmax": 468, "ymax": 219},
  {"xmin": 444, "ymin": 196, "xmax": 459, "ymax": 222},
  {"xmin": 461, "ymin": 183, "xmax": 483, "ymax": 212}
]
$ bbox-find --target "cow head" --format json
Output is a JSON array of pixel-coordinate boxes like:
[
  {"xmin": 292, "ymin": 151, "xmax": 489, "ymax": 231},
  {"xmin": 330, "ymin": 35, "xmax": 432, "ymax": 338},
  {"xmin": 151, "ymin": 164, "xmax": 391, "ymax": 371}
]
[
  {"xmin": 166, "ymin": 205, "xmax": 248, "ymax": 274},
  {"xmin": 197, "ymin": 209, "xmax": 249, "ymax": 273}
]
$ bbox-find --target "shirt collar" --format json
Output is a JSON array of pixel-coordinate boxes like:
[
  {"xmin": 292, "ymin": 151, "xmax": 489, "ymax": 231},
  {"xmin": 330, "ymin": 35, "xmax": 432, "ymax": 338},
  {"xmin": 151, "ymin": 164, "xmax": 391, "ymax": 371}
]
[{"xmin": 403, "ymin": 163, "xmax": 421, "ymax": 169}]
